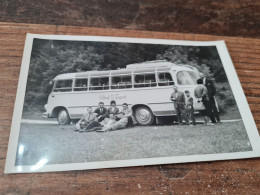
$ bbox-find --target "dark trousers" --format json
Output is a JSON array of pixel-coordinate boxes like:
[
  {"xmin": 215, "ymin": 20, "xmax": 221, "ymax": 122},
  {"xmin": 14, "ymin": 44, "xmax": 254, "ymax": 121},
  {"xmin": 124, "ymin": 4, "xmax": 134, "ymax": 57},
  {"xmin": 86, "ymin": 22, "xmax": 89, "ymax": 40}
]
[
  {"xmin": 203, "ymin": 100, "xmax": 217, "ymax": 123},
  {"xmin": 81, "ymin": 121, "xmax": 101, "ymax": 132},
  {"xmin": 176, "ymin": 105, "xmax": 189, "ymax": 124},
  {"xmin": 209, "ymin": 96, "xmax": 220, "ymax": 122},
  {"xmin": 186, "ymin": 106, "xmax": 196, "ymax": 125},
  {"xmin": 126, "ymin": 116, "xmax": 134, "ymax": 127},
  {"xmin": 97, "ymin": 116, "xmax": 105, "ymax": 122}
]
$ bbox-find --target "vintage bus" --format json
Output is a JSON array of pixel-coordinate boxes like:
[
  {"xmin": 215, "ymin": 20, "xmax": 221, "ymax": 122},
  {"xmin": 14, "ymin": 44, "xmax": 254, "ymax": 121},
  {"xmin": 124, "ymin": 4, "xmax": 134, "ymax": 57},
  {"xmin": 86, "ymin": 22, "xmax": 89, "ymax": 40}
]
[{"xmin": 43, "ymin": 60, "xmax": 200, "ymax": 125}]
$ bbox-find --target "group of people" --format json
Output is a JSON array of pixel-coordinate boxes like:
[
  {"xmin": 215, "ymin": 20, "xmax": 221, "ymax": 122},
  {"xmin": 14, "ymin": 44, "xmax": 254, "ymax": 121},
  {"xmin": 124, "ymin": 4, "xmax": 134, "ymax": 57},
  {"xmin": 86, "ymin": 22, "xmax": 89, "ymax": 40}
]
[
  {"xmin": 75, "ymin": 101, "xmax": 136, "ymax": 133},
  {"xmin": 171, "ymin": 72, "xmax": 220, "ymax": 126}
]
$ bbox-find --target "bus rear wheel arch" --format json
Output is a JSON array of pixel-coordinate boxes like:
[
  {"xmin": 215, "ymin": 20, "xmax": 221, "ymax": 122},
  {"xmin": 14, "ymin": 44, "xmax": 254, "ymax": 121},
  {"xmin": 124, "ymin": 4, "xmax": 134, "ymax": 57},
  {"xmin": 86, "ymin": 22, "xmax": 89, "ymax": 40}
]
[
  {"xmin": 133, "ymin": 106, "xmax": 155, "ymax": 126},
  {"xmin": 54, "ymin": 107, "xmax": 71, "ymax": 125}
]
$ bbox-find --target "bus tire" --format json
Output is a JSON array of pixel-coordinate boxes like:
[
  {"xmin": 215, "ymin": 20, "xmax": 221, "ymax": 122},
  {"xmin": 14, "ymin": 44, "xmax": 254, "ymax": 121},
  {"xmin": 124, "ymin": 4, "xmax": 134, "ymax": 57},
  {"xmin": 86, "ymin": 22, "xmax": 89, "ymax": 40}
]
[
  {"xmin": 57, "ymin": 108, "xmax": 71, "ymax": 125},
  {"xmin": 134, "ymin": 106, "xmax": 155, "ymax": 126}
]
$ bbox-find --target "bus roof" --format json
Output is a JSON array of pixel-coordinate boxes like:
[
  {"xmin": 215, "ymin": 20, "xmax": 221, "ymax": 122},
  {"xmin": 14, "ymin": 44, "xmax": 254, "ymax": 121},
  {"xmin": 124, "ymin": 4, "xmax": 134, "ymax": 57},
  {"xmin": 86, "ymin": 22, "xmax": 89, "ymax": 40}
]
[{"xmin": 53, "ymin": 60, "xmax": 198, "ymax": 80}]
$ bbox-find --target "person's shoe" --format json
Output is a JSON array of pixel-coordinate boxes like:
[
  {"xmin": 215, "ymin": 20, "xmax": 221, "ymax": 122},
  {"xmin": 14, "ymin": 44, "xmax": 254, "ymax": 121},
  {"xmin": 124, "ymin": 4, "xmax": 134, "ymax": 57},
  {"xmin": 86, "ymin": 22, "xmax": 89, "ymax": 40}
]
[
  {"xmin": 92, "ymin": 127, "xmax": 102, "ymax": 131},
  {"xmin": 207, "ymin": 123, "xmax": 214, "ymax": 126},
  {"xmin": 74, "ymin": 129, "xmax": 79, "ymax": 132},
  {"xmin": 96, "ymin": 129, "xmax": 107, "ymax": 132}
]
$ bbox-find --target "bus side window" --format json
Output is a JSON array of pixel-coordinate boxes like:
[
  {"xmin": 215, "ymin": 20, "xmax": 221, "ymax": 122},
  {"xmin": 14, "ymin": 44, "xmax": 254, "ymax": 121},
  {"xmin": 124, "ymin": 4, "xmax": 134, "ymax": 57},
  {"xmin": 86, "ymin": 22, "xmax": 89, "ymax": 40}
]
[
  {"xmin": 74, "ymin": 78, "xmax": 88, "ymax": 91},
  {"xmin": 53, "ymin": 79, "xmax": 73, "ymax": 92},
  {"xmin": 134, "ymin": 74, "xmax": 156, "ymax": 88},
  {"xmin": 89, "ymin": 77, "xmax": 109, "ymax": 90},
  {"xmin": 111, "ymin": 75, "xmax": 132, "ymax": 89},
  {"xmin": 158, "ymin": 72, "xmax": 174, "ymax": 86}
]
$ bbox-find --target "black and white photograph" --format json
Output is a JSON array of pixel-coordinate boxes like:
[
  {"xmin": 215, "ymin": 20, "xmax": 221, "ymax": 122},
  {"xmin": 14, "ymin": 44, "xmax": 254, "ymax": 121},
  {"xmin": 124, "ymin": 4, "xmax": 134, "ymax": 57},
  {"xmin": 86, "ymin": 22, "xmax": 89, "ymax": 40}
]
[{"xmin": 5, "ymin": 34, "xmax": 260, "ymax": 173}]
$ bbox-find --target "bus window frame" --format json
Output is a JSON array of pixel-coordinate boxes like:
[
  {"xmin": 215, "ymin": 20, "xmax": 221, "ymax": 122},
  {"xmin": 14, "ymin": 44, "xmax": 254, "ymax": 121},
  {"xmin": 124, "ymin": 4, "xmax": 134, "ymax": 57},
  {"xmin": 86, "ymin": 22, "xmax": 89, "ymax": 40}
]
[
  {"xmin": 89, "ymin": 75, "xmax": 110, "ymax": 91},
  {"xmin": 133, "ymin": 72, "xmax": 157, "ymax": 88},
  {"xmin": 53, "ymin": 79, "xmax": 73, "ymax": 93},
  {"xmin": 73, "ymin": 77, "xmax": 89, "ymax": 91},
  {"xmin": 111, "ymin": 74, "xmax": 133, "ymax": 90},
  {"xmin": 157, "ymin": 71, "xmax": 175, "ymax": 87}
]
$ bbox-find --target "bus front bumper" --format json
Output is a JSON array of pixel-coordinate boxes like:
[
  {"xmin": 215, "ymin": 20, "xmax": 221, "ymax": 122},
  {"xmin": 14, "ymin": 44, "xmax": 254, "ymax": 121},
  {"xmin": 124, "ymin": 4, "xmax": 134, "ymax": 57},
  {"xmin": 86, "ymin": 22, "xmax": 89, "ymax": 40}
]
[{"xmin": 43, "ymin": 112, "xmax": 51, "ymax": 118}]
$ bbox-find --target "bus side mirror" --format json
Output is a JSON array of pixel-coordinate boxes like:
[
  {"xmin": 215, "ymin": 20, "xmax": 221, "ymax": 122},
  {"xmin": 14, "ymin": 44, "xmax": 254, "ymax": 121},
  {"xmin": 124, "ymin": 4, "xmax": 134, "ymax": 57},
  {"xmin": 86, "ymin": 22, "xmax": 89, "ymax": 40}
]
[{"xmin": 49, "ymin": 80, "xmax": 54, "ymax": 85}]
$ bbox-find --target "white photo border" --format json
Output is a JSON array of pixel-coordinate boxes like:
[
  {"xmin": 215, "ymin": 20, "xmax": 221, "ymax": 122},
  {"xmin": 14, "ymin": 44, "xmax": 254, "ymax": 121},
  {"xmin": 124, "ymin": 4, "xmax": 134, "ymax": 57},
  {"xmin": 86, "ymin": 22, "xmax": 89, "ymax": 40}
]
[{"xmin": 4, "ymin": 33, "xmax": 260, "ymax": 174}]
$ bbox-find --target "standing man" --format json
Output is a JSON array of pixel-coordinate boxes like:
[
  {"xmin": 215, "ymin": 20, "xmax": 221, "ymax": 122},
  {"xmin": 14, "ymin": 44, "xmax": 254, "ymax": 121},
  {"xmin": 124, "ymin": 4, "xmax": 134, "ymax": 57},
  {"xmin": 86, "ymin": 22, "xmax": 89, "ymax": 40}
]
[
  {"xmin": 194, "ymin": 79, "xmax": 216, "ymax": 125},
  {"xmin": 94, "ymin": 102, "xmax": 107, "ymax": 122},
  {"xmin": 170, "ymin": 86, "xmax": 189, "ymax": 125},
  {"xmin": 198, "ymin": 73, "xmax": 220, "ymax": 122}
]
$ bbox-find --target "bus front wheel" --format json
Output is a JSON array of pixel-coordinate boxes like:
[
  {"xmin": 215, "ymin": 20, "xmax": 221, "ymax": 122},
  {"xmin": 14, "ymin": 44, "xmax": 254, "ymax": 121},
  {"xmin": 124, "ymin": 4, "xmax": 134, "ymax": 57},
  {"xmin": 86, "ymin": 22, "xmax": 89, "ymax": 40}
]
[
  {"xmin": 134, "ymin": 106, "xmax": 155, "ymax": 126},
  {"xmin": 57, "ymin": 109, "xmax": 71, "ymax": 125}
]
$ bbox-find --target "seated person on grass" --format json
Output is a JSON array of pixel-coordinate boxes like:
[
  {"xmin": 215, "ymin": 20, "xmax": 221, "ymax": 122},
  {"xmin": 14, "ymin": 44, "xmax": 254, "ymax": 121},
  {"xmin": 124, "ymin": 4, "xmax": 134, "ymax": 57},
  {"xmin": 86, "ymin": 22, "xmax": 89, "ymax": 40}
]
[
  {"xmin": 105, "ymin": 100, "xmax": 119, "ymax": 117},
  {"xmin": 75, "ymin": 107, "xmax": 101, "ymax": 132},
  {"xmin": 94, "ymin": 102, "xmax": 107, "ymax": 122},
  {"xmin": 118, "ymin": 103, "xmax": 136, "ymax": 127}
]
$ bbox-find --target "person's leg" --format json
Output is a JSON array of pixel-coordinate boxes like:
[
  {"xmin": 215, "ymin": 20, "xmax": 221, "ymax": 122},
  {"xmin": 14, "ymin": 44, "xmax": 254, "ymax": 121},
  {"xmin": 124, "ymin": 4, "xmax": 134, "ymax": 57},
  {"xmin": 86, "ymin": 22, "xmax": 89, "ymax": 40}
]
[
  {"xmin": 97, "ymin": 120, "xmax": 123, "ymax": 132},
  {"xmin": 126, "ymin": 116, "xmax": 134, "ymax": 127},
  {"xmin": 131, "ymin": 116, "xmax": 137, "ymax": 125},
  {"xmin": 204, "ymin": 100, "xmax": 216, "ymax": 123},
  {"xmin": 96, "ymin": 126, "xmax": 112, "ymax": 132},
  {"xmin": 98, "ymin": 116, "xmax": 105, "ymax": 122},
  {"xmin": 185, "ymin": 108, "xmax": 191, "ymax": 124},
  {"xmin": 204, "ymin": 115, "xmax": 208, "ymax": 125},
  {"xmin": 111, "ymin": 118, "xmax": 128, "ymax": 131},
  {"xmin": 190, "ymin": 107, "xmax": 196, "ymax": 125},
  {"xmin": 82, "ymin": 121, "xmax": 101, "ymax": 132},
  {"xmin": 80, "ymin": 121, "xmax": 89, "ymax": 129},
  {"xmin": 176, "ymin": 107, "xmax": 183, "ymax": 124},
  {"xmin": 180, "ymin": 107, "xmax": 189, "ymax": 125},
  {"xmin": 75, "ymin": 122, "xmax": 81, "ymax": 131},
  {"xmin": 209, "ymin": 96, "xmax": 220, "ymax": 122}
]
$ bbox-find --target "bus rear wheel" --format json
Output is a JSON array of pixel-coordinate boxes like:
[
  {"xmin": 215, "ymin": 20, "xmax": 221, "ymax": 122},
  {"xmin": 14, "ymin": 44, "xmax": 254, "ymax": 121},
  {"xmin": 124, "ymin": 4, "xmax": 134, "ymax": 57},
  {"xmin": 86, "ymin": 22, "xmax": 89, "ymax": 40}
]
[
  {"xmin": 134, "ymin": 106, "xmax": 154, "ymax": 126},
  {"xmin": 57, "ymin": 109, "xmax": 71, "ymax": 125}
]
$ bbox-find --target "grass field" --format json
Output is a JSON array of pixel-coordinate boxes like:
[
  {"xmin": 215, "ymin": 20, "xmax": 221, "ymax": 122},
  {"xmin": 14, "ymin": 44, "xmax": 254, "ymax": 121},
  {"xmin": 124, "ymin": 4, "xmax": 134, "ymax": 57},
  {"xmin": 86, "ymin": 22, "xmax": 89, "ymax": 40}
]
[{"xmin": 16, "ymin": 121, "xmax": 252, "ymax": 166}]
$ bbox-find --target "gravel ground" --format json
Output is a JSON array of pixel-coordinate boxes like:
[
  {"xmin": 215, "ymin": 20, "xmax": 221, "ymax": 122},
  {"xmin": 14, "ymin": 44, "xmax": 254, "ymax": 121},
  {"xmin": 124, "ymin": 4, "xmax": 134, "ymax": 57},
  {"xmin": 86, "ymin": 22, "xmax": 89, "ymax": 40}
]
[{"xmin": 15, "ymin": 121, "xmax": 252, "ymax": 166}]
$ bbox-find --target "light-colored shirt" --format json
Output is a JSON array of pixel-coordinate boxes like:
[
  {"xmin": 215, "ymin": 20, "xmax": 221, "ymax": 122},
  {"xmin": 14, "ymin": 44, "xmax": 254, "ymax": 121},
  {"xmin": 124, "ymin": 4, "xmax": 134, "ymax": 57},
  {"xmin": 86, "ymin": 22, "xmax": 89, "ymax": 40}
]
[
  {"xmin": 121, "ymin": 107, "xmax": 133, "ymax": 117},
  {"xmin": 194, "ymin": 85, "xmax": 208, "ymax": 99}
]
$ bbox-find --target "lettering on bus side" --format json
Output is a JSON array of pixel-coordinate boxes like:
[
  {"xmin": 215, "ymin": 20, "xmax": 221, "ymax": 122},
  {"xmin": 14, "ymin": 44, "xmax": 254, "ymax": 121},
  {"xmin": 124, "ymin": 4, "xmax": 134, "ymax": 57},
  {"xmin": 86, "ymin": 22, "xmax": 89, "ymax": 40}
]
[{"xmin": 99, "ymin": 94, "xmax": 127, "ymax": 101}]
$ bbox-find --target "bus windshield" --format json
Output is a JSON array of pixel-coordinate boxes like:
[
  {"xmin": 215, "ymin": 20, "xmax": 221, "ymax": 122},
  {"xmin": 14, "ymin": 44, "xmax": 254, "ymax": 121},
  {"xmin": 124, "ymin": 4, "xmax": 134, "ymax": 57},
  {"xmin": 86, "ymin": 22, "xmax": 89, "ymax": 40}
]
[{"xmin": 177, "ymin": 71, "xmax": 199, "ymax": 85}]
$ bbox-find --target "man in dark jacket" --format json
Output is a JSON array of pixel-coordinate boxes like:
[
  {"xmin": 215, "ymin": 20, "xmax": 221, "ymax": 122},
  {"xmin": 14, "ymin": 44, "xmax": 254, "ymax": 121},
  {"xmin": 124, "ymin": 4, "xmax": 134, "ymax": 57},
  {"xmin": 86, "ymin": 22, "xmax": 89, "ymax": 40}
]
[
  {"xmin": 94, "ymin": 102, "xmax": 108, "ymax": 122},
  {"xmin": 170, "ymin": 86, "xmax": 189, "ymax": 125},
  {"xmin": 198, "ymin": 72, "xmax": 220, "ymax": 122}
]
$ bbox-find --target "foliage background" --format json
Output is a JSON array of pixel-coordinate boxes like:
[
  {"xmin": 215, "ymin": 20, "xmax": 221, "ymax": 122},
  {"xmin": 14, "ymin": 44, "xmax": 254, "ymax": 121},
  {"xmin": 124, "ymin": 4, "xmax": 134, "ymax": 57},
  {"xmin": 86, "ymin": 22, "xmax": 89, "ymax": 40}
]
[{"xmin": 24, "ymin": 39, "xmax": 236, "ymax": 114}]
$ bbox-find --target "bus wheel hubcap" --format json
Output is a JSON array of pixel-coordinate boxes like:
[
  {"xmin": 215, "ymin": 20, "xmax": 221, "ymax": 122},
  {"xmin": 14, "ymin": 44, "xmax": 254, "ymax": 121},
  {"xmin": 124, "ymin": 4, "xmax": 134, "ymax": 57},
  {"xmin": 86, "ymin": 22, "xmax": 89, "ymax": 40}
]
[
  {"xmin": 137, "ymin": 109, "xmax": 151, "ymax": 123},
  {"xmin": 58, "ymin": 110, "xmax": 68, "ymax": 123}
]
